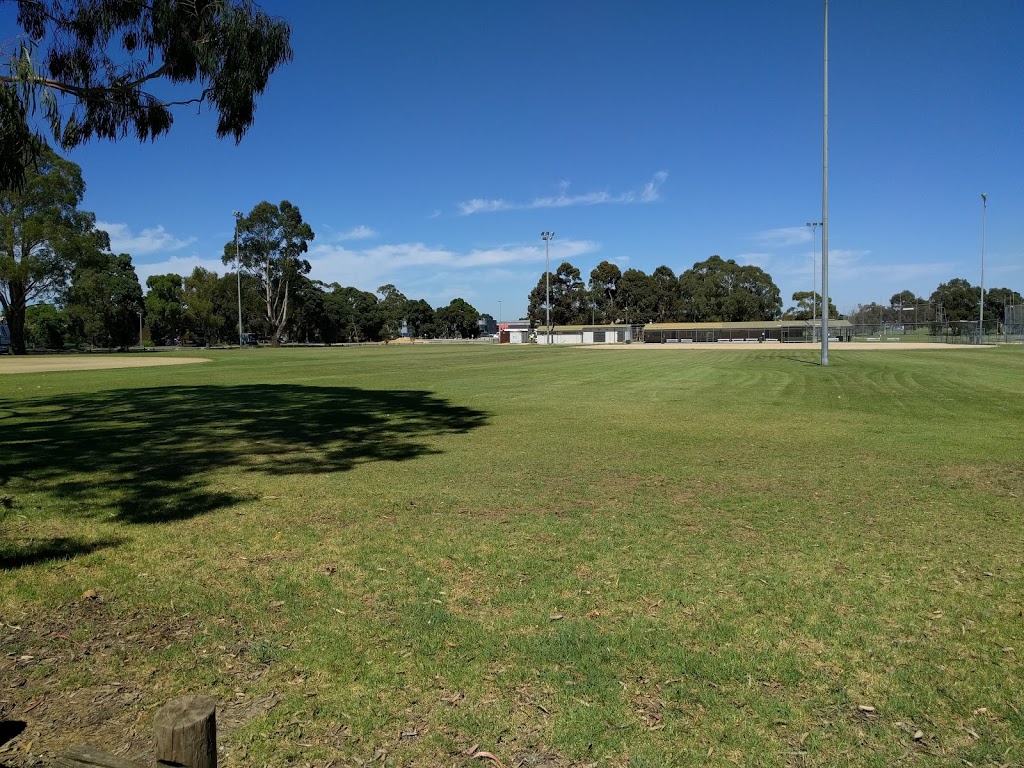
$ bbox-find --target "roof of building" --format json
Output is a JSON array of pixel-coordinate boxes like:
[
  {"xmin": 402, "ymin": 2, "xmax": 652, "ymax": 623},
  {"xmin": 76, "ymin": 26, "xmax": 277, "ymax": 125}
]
[{"xmin": 643, "ymin": 319, "xmax": 852, "ymax": 330}]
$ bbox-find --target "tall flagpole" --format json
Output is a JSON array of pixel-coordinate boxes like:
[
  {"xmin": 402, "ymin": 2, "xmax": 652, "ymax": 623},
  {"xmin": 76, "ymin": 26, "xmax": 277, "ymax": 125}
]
[{"xmin": 821, "ymin": 0, "xmax": 830, "ymax": 365}]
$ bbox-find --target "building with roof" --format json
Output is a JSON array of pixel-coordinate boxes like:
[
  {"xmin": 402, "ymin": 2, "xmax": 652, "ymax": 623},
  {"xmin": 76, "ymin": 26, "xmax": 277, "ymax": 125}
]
[
  {"xmin": 535, "ymin": 324, "xmax": 634, "ymax": 345},
  {"xmin": 641, "ymin": 319, "xmax": 853, "ymax": 343}
]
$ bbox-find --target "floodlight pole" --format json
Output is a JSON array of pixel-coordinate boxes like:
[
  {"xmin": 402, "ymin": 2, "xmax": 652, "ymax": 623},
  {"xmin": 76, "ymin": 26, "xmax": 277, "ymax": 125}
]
[
  {"xmin": 234, "ymin": 211, "xmax": 244, "ymax": 348},
  {"xmin": 541, "ymin": 231, "xmax": 554, "ymax": 343},
  {"xmin": 820, "ymin": 0, "xmax": 830, "ymax": 365},
  {"xmin": 498, "ymin": 300, "xmax": 502, "ymax": 325},
  {"xmin": 980, "ymin": 193, "xmax": 987, "ymax": 343},
  {"xmin": 806, "ymin": 221, "xmax": 822, "ymax": 339}
]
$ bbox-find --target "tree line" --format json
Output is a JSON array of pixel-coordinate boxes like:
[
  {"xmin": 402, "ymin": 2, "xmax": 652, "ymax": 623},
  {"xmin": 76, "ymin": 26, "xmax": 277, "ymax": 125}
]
[
  {"xmin": 1, "ymin": 151, "xmax": 483, "ymax": 353},
  {"xmin": 526, "ymin": 256, "xmax": 794, "ymax": 327},
  {"xmin": 848, "ymin": 282, "xmax": 1023, "ymax": 334}
]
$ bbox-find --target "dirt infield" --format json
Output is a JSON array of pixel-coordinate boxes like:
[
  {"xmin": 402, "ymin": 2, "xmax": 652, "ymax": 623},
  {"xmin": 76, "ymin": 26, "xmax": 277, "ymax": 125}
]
[
  {"xmin": 576, "ymin": 341, "xmax": 992, "ymax": 351},
  {"xmin": 0, "ymin": 354, "xmax": 210, "ymax": 374}
]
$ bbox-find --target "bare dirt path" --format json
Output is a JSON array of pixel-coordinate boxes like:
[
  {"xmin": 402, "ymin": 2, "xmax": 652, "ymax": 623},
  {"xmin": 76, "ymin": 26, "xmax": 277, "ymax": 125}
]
[{"xmin": 0, "ymin": 355, "xmax": 210, "ymax": 374}]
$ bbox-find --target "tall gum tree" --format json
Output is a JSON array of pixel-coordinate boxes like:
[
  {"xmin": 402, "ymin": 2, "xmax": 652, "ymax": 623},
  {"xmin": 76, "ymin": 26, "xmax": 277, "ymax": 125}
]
[
  {"xmin": 1, "ymin": 0, "xmax": 293, "ymax": 191},
  {"xmin": 0, "ymin": 148, "xmax": 108, "ymax": 354},
  {"xmin": 224, "ymin": 200, "xmax": 314, "ymax": 346}
]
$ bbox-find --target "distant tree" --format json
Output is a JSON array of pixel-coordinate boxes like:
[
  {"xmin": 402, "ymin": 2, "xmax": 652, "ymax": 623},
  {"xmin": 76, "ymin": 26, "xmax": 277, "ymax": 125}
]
[
  {"xmin": 434, "ymin": 298, "xmax": 480, "ymax": 338},
  {"xmin": 333, "ymin": 286, "xmax": 380, "ymax": 342},
  {"xmin": 25, "ymin": 302, "xmax": 67, "ymax": 349},
  {"xmin": 224, "ymin": 200, "xmax": 314, "ymax": 346},
  {"xmin": 679, "ymin": 256, "xmax": 781, "ymax": 322},
  {"xmin": 0, "ymin": 148, "xmax": 108, "ymax": 353},
  {"xmin": 985, "ymin": 287, "xmax": 1024, "ymax": 327},
  {"xmin": 784, "ymin": 291, "xmax": 837, "ymax": 321},
  {"xmin": 589, "ymin": 260, "xmax": 622, "ymax": 322},
  {"xmin": 1, "ymin": 0, "xmax": 293, "ymax": 191},
  {"xmin": 215, "ymin": 270, "xmax": 265, "ymax": 342},
  {"xmin": 66, "ymin": 252, "xmax": 144, "ymax": 348},
  {"xmin": 144, "ymin": 273, "xmax": 184, "ymax": 343},
  {"xmin": 287, "ymin": 274, "xmax": 327, "ymax": 343},
  {"xmin": 376, "ymin": 283, "xmax": 408, "ymax": 341},
  {"xmin": 616, "ymin": 268, "xmax": 657, "ymax": 324},
  {"xmin": 651, "ymin": 265, "xmax": 681, "ymax": 321},
  {"xmin": 181, "ymin": 267, "xmax": 223, "ymax": 345},
  {"xmin": 405, "ymin": 298, "xmax": 435, "ymax": 338},
  {"xmin": 929, "ymin": 279, "xmax": 979, "ymax": 323}
]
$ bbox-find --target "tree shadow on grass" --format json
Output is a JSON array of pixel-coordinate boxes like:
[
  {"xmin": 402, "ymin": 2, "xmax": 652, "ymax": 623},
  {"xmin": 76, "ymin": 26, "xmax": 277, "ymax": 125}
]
[
  {"xmin": 0, "ymin": 536, "xmax": 125, "ymax": 570},
  {"xmin": 0, "ymin": 385, "xmax": 489, "ymax": 525}
]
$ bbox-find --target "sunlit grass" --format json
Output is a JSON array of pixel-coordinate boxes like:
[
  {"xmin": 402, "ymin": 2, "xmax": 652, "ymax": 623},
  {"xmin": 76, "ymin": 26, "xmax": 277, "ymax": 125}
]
[{"xmin": 2, "ymin": 344, "xmax": 1022, "ymax": 766}]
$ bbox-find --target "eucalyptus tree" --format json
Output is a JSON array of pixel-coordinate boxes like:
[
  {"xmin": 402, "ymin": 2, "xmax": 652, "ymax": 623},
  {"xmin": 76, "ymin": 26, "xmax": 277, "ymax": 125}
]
[
  {"xmin": 1, "ymin": 0, "xmax": 293, "ymax": 190},
  {"xmin": 223, "ymin": 200, "xmax": 314, "ymax": 346},
  {"xmin": 144, "ymin": 273, "xmax": 184, "ymax": 343},
  {"xmin": 0, "ymin": 148, "xmax": 107, "ymax": 353},
  {"xmin": 65, "ymin": 251, "xmax": 144, "ymax": 349}
]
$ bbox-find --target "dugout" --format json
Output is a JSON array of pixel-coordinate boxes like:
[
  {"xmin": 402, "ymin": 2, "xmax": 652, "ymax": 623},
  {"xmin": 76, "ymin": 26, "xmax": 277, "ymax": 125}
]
[{"xmin": 642, "ymin": 319, "xmax": 852, "ymax": 343}]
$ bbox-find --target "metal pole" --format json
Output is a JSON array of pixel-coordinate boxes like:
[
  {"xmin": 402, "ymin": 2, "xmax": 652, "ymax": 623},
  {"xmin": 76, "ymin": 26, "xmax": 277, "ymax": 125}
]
[
  {"xmin": 541, "ymin": 231, "xmax": 554, "ymax": 343},
  {"xmin": 138, "ymin": 311, "xmax": 143, "ymax": 350},
  {"xmin": 980, "ymin": 193, "xmax": 987, "ymax": 343},
  {"xmin": 821, "ymin": 0, "xmax": 830, "ymax": 365},
  {"xmin": 806, "ymin": 221, "xmax": 821, "ymax": 339},
  {"xmin": 234, "ymin": 211, "xmax": 244, "ymax": 348}
]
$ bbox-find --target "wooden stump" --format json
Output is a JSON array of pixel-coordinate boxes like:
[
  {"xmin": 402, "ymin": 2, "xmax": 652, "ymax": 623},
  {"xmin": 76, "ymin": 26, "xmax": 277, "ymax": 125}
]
[{"xmin": 154, "ymin": 695, "xmax": 217, "ymax": 767}]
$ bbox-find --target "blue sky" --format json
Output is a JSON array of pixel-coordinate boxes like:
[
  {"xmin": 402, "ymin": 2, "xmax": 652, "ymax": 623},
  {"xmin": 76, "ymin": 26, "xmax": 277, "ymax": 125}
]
[{"xmin": 19, "ymin": 1, "xmax": 1024, "ymax": 318}]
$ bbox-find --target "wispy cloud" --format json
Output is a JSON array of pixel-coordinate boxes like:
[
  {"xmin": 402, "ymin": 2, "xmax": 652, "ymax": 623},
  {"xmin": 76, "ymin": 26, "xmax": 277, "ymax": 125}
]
[
  {"xmin": 306, "ymin": 238, "xmax": 599, "ymax": 283},
  {"xmin": 755, "ymin": 227, "xmax": 812, "ymax": 248},
  {"xmin": 338, "ymin": 225, "xmax": 377, "ymax": 240},
  {"xmin": 97, "ymin": 221, "xmax": 195, "ymax": 255},
  {"xmin": 457, "ymin": 172, "xmax": 668, "ymax": 216}
]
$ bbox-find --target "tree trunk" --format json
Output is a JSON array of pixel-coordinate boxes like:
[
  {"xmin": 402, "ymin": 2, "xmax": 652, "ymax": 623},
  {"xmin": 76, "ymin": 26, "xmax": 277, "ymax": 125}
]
[{"xmin": 6, "ymin": 282, "xmax": 27, "ymax": 355}]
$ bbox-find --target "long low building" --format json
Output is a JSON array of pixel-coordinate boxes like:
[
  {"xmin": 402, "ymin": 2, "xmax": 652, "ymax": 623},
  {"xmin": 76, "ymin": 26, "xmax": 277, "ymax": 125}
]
[
  {"xmin": 642, "ymin": 319, "xmax": 853, "ymax": 343},
  {"xmin": 535, "ymin": 324, "xmax": 634, "ymax": 345}
]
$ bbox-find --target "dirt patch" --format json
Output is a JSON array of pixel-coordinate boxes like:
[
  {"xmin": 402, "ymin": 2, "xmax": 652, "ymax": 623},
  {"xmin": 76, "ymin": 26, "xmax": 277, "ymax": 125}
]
[
  {"xmin": 0, "ymin": 355, "xmax": 209, "ymax": 374},
  {"xmin": 0, "ymin": 598, "xmax": 279, "ymax": 767}
]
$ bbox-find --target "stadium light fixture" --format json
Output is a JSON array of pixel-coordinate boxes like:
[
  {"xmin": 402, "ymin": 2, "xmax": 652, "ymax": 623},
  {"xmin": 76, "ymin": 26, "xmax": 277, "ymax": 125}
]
[
  {"xmin": 234, "ymin": 210, "xmax": 244, "ymax": 348},
  {"xmin": 541, "ymin": 231, "xmax": 555, "ymax": 343}
]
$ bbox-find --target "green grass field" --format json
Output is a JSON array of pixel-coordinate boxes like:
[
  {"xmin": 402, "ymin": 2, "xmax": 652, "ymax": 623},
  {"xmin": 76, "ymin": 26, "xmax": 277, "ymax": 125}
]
[{"xmin": 2, "ymin": 345, "xmax": 1022, "ymax": 767}]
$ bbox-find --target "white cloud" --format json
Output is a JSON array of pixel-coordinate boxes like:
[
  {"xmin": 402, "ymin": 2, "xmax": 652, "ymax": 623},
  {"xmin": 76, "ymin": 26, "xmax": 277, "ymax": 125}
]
[
  {"xmin": 457, "ymin": 171, "xmax": 668, "ymax": 215},
  {"xmin": 97, "ymin": 221, "xmax": 195, "ymax": 255},
  {"xmin": 755, "ymin": 227, "xmax": 813, "ymax": 248},
  {"xmin": 302, "ymin": 238, "xmax": 600, "ymax": 297},
  {"xmin": 734, "ymin": 252, "xmax": 774, "ymax": 268},
  {"xmin": 338, "ymin": 225, "xmax": 377, "ymax": 240}
]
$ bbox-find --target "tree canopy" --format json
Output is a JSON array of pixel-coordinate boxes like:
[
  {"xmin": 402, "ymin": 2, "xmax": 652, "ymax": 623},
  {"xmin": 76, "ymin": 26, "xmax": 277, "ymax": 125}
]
[
  {"xmin": 0, "ymin": 147, "xmax": 107, "ymax": 353},
  {"xmin": 224, "ymin": 200, "xmax": 314, "ymax": 346},
  {"xmin": 1, "ymin": 0, "xmax": 293, "ymax": 190}
]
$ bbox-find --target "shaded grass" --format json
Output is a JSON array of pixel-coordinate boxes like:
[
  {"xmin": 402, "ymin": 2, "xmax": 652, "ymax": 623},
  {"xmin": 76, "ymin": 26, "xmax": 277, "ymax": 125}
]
[{"xmin": 1, "ymin": 344, "xmax": 1022, "ymax": 766}]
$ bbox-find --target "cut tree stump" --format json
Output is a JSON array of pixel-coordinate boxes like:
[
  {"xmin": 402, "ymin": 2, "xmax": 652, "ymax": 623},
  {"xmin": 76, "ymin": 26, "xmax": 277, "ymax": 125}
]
[{"xmin": 154, "ymin": 695, "xmax": 217, "ymax": 768}]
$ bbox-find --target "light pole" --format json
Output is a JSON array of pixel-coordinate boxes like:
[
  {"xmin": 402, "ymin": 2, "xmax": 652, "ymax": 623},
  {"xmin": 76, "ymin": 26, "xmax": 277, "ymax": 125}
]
[
  {"xmin": 820, "ymin": 0, "xmax": 830, "ymax": 365},
  {"xmin": 541, "ymin": 231, "xmax": 554, "ymax": 343},
  {"xmin": 806, "ymin": 221, "xmax": 822, "ymax": 339},
  {"xmin": 138, "ymin": 311, "xmax": 143, "ymax": 351},
  {"xmin": 498, "ymin": 300, "xmax": 502, "ymax": 325},
  {"xmin": 233, "ymin": 210, "xmax": 244, "ymax": 348},
  {"xmin": 980, "ymin": 193, "xmax": 987, "ymax": 343}
]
